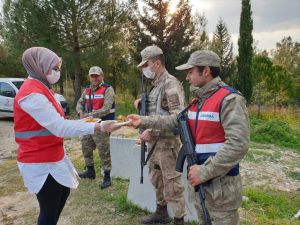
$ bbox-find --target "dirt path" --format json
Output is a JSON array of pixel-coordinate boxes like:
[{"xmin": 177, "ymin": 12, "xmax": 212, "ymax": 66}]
[
  {"xmin": 0, "ymin": 118, "xmax": 18, "ymax": 164},
  {"xmin": 0, "ymin": 118, "xmax": 299, "ymax": 224}
]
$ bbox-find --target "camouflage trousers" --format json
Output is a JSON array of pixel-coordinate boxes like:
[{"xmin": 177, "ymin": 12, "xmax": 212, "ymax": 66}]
[
  {"xmin": 188, "ymin": 174, "xmax": 242, "ymax": 225},
  {"xmin": 81, "ymin": 131, "xmax": 111, "ymax": 171},
  {"xmin": 148, "ymin": 138, "xmax": 186, "ymax": 219}
]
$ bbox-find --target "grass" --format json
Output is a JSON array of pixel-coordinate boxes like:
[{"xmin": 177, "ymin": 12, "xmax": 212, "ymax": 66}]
[
  {"xmin": 287, "ymin": 171, "xmax": 300, "ymax": 181},
  {"xmin": 241, "ymin": 187, "xmax": 300, "ymax": 225},
  {"xmin": 244, "ymin": 144, "xmax": 283, "ymax": 163},
  {"xmin": 0, "ymin": 159, "xmax": 26, "ymax": 196},
  {"xmin": 1, "ymin": 141, "xmax": 300, "ymax": 224}
]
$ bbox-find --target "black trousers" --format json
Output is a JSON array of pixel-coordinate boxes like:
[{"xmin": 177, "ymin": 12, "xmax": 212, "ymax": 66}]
[{"xmin": 36, "ymin": 174, "xmax": 70, "ymax": 225}]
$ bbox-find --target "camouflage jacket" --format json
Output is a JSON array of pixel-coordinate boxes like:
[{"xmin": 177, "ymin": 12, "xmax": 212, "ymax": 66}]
[
  {"xmin": 145, "ymin": 69, "xmax": 185, "ymax": 147},
  {"xmin": 140, "ymin": 76, "xmax": 250, "ymax": 182},
  {"xmin": 76, "ymin": 83, "xmax": 115, "ymax": 118}
]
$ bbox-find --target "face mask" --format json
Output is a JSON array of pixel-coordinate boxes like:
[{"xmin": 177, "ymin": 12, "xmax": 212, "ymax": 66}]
[
  {"xmin": 46, "ymin": 69, "xmax": 61, "ymax": 84},
  {"xmin": 142, "ymin": 62, "xmax": 157, "ymax": 79}
]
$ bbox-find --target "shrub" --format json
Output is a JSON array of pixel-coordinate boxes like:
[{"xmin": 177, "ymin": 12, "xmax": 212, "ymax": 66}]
[{"xmin": 250, "ymin": 117, "xmax": 300, "ymax": 151}]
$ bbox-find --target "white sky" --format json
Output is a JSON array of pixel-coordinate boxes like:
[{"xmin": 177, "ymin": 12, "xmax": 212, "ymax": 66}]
[
  {"xmin": 185, "ymin": 0, "xmax": 300, "ymax": 53},
  {"xmin": 1, "ymin": 0, "xmax": 299, "ymax": 54}
]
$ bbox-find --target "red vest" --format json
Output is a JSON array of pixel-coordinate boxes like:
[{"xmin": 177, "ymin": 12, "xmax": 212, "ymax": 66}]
[
  {"xmin": 14, "ymin": 79, "xmax": 65, "ymax": 163},
  {"xmin": 188, "ymin": 87, "xmax": 232, "ymax": 154},
  {"xmin": 84, "ymin": 84, "xmax": 115, "ymax": 120},
  {"xmin": 85, "ymin": 85, "xmax": 107, "ymax": 111}
]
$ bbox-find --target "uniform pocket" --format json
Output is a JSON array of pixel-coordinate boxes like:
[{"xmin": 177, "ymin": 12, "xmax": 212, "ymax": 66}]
[
  {"xmin": 205, "ymin": 175, "xmax": 242, "ymax": 210},
  {"xmin": 210, "ymin": 177, "xmax": 223, "ymax": 203},
  {"xmin": 164, "ymin": 171, "xmax": 184, "ymax": 199},
  {"xmin": 219, "ymin": 175, "xmax": 242, "ymax": 209}
]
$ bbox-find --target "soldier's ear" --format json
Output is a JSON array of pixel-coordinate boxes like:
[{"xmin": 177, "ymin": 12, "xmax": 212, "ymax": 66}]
[
  {"xmin": 203, "ymin": 66, "xmax": 211, "ymax": 77},
  {"xmin": 156, "ymin": 59, "xmax": 162, "ymax": 67}
]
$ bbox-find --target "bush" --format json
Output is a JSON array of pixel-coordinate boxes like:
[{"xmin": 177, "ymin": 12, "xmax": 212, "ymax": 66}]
[
  {"xmin": 115, "ymin": 95, "xmax": 137, "ymax": 116},
  {"xmin": 250, "ymin": 116, "xmax": 300, "ymax": 151}
]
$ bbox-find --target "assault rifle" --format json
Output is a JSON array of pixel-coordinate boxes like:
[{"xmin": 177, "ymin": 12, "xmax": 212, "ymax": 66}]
[
  {"xmin": 139, "ymin": 74, "xmax": 147, "ymax": 184},
  {"xmin": 175, "ymin": 103, "xmax": 212, "ymax": 225}
]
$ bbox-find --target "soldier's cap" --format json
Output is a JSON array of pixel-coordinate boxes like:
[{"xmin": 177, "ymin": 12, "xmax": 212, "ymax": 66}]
[
  {"xmin": 89, "ymin": 66, "xmax": 103, "ymax": 76},
  {"xmin": 175, "ymin": 50, "xmax": 220, "ymax": 71},
  {"xmin": 137, "ymin": 45, "xmax": 163, "ymax": 68}
]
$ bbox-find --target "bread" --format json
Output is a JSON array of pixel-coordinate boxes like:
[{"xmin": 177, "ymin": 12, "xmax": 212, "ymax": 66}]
[
  {"xmin": 85, "ymin": 118, "xmax": 99, "ymax": 123},
  {"xmin": 117, "ymin": 115, "xmax": 127, "ymax": 122}
]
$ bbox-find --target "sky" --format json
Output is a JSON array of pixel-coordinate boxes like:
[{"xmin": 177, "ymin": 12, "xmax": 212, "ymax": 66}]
[
  {"xmin": 180, "ymin": 0, "xmax": 300, "ymax": 54},
  {"xmin": 1, "ymin": 0, "xmax": 299, "ymax": 54}
]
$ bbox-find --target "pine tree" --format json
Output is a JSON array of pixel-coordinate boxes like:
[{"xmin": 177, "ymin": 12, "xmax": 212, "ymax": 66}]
[
  {"xmin": 137, "ymin": 0, "xmax": 194, "ymax": 74},
  {"xmin": 191, "ymin": 12, "xmax": 210, "ymax": 50},
  {"xmin": 236, "ymin": 0, "xmax": 253, "ymax": 103},
  {"xmin": 211, "ymin": 18, "xmax": 234, "ymax": 82}
]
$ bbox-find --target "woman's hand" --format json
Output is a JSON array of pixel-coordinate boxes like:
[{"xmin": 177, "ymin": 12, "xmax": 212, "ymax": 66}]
[{"xmin": 95, "ymin": 120, "xmax": 122, "ymax": 133}]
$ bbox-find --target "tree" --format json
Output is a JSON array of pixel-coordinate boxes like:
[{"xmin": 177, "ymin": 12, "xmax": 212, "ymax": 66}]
[
  {"xmin": 272, "ymin": 36, "xmax": 300, "ymax": 106},
  {"xmin": 236, "ymin": 0, "xmax": 253, "ymax": 104},
  {"xmin": 2, "ymin": 0, "xmax": 136, "ymax": 103},
  {"xmin": 191, "ymin": 11, "xmax": 210, "ymax": 50},
  {"xmin": 211, "ymin": 18, "xmax": 234, "ymax": 82},
  {"xmin": 136, "ymin": 0, "xmax": 194, "ymax": 74},
  {"xmin": 251, "ymin": 52, "xmax": 273, "ymax": 116},
  {"xmin": 265, "ymin": 64, "xmax": 292, "ymax": 111}
]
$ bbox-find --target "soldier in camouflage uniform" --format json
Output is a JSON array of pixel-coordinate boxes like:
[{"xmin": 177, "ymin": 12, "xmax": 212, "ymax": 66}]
[
  {"xmin": 76, "ymin": 66, "xmax": 116, "ymax": 189},
  {"xmin": 134, "ymin": 46, "xmax": 186, "ymax": 225},
  {"xmin": 128, "ymin": 50, "xmax": 250, "ymax": 225}
]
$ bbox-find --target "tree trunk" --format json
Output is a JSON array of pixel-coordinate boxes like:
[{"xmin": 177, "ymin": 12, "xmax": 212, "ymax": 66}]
[
  {"xmin": 111, "ymin": 63, "xmax": 116, "ymax": 93},
  {"xmin": 59, "ymin": 76, "xmax": 64, "ymax": 95},
  {"xmin": 257, "ymin": 83, "xmax": 261, "ymax": 117},
  {"xmin": 73, "ymin": 45, "xmax": 82, "ymax": 105}
]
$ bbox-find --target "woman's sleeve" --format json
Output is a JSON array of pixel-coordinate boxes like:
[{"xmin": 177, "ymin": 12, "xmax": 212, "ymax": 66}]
[{"xmin": 19, "ymin": 93, "xmax": 96, "ymax": 137}]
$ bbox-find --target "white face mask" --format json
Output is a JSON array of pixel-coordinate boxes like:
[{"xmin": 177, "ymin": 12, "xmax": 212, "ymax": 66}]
[
  {"xmin": 46, "ymin": 69, "xmax": 61, "ymax": 84},
  {"xmin": 142, "ymin": 62, "xmax": 157, "ymax": 79}
]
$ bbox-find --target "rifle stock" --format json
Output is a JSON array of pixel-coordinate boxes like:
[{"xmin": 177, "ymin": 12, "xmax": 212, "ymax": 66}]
[
  {"xmin": 176, "ymin": 109, "xmax": 212, "ymax": 225},
  {"xmin": 175, "ymin": 146, "xmax": 186, "ymax": 173}
]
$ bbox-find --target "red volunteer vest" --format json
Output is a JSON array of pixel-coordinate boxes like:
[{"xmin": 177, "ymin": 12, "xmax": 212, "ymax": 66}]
[
  {"xmin": 85, "ymin": 85, "xmax": 107, "ymax": 111},
  {"xmin": 14, "ymin": 79, "xmax": 65, "ymax": 163},
  {"xmin": 188, "ymin": 87, "xmax": 232, "ymax": 154}
]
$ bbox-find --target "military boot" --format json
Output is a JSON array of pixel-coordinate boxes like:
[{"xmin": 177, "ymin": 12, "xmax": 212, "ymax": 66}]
[
  {"xmin": 141, "ymin": 204, "xmax": 171, "ymax": 224},
  {"xmin": 174, "ymin": 217, "xmax": 184, "ymax": 225},
  {"xmin": 100, "ymin": 170, "xmax": 111, "ymax": 189},
  {"xmin": 78, "ymin": 165, "xmax": 96, "ymax": 179}
]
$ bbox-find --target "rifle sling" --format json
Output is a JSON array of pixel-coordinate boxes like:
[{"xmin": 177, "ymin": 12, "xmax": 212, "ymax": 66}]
[{"xmin": 144, "ymin": 140, "xmax": 158, "ymax": 165}]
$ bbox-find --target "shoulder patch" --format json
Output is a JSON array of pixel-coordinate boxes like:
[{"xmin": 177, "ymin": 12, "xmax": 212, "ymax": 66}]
[{"xmin": 168, "ymin": 93, "xmax": 180, "ymax": 107}]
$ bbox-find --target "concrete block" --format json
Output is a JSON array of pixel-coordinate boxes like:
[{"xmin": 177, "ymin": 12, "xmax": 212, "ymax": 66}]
[{"xmin": 110, "ymin": 137, "xmax": 199, "ymax": 222}]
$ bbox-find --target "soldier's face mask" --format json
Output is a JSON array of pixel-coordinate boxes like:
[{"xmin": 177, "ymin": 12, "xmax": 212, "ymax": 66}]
[{"xmin": 142, "ymin": 61, "xmax": 157, "ymax": 79}]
